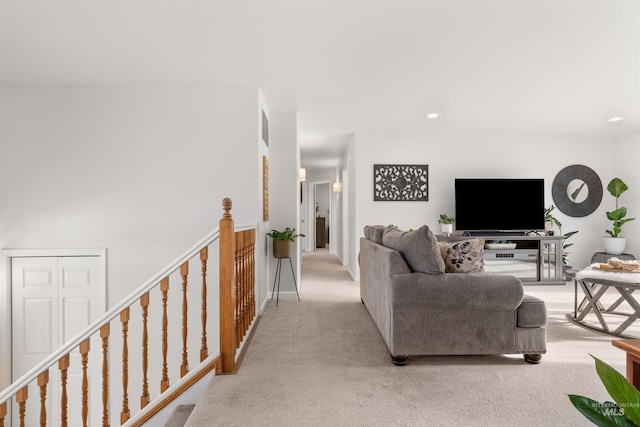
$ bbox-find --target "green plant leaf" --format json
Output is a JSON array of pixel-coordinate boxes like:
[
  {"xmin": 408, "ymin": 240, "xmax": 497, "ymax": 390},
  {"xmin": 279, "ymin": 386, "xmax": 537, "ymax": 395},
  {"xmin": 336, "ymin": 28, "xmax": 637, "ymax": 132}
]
[
  {"xmin": 568, "ymin": 395, "xmax": 636, "ymax": 426},
  {"xmin": 544, "ymin": 205, "xmax": 562, "ymax": 228},
  {"xmin": 620, "ymin": 218, "xmax": 636, "ymax": 226},
  {"xmin": 593, "ymin": 356, "xmax": 640, "ymax": 425},
  {"xmin": 571, "ymin": 182, "xmax": 586, "ymax": 201},
  {"xmin": 608, "ymin": 178, "xmax": 629, "ymax": 198},
  {"xmin": 608, "ymin": 208, "xmax": 628, "ymax": 221},
  {"xmin": 438, "ymin": 214, "xmax": 454, "ymax": 224},
  {"xmin": 266, "ymin": 228, "xmax": 304, "ymax": 241}
]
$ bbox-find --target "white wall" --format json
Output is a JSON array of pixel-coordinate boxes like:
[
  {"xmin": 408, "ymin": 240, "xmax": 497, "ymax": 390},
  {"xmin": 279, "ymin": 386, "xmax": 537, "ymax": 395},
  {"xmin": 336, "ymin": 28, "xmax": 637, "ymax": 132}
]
[
  {"xmin": 352, "ymin": 132, "xmax": 615, "ymax": 279},
  {"xmin": 257, "ymin": 94, "xmax": 271, "ymax": 312},
  {"xmin": 331, "ymin": 167, "xmax": 344, "ymax": 261},
  {"xmin": 0, "ymin": 84, "xmax": 267, "ymax": 415},
  {"xmin": 614, "ymin": 130, "xmax": 640, "ymax": 259},
  {"xmin": 342, "ymin": 135, "xmax": 357, "ymax": 276},
  {"xmin": 1, "ymin": 85, "xmax": 263, "ymax": 304},
  {"xmin": 267, "ymin": 111, "xmax": 302, "ymax": 297}
]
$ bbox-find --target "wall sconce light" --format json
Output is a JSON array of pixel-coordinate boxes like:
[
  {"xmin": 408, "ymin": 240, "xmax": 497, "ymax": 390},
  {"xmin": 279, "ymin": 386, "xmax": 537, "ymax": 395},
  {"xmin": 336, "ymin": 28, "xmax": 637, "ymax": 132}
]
[
  {"xmin": 332, "ymin": 182, "xmax": 343, "ymax": 192},
  {"xmin": 299, "ymin": 168, "xmax": 306, "ymax": 181}
]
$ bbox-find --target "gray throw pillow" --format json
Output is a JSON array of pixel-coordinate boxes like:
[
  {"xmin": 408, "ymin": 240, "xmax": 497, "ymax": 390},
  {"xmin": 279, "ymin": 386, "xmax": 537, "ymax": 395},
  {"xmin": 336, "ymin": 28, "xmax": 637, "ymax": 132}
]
[
  {"xmin": 438, "ymin": 238, "xmax": 485, "ymax": 274},
  {"xmin": 382, "ymin": 225, "xmax": 445, "ymax": 274},
  {"xmin": 363, "ymin": 225, "xmax": 386, "ymax": 244}
]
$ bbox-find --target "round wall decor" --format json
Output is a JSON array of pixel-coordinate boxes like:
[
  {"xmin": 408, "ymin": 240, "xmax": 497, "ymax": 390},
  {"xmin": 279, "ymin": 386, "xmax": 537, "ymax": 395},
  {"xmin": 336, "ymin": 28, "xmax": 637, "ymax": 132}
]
[{"xmin": 552, "ymin": 164, "xmax": 602, "ymax": 217}]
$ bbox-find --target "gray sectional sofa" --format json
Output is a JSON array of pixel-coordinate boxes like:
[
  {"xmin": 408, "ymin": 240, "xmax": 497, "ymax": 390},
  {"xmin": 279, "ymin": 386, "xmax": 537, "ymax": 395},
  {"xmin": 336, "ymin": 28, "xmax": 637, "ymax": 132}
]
[{"xmin": 359, "ymin": 225, "xmax": 547, "ymax": 366}]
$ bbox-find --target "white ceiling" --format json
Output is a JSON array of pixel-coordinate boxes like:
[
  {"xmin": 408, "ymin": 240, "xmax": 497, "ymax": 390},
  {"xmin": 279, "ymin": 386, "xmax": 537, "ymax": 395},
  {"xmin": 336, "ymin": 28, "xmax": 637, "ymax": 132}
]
[{"xmin": 2, "ymin": 1, "xmax": 639, "ymax": 169}]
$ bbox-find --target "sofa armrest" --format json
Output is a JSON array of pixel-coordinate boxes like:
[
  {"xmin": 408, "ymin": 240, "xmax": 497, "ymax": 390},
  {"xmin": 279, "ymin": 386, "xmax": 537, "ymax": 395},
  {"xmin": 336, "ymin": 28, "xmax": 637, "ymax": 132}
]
[{"xmin": 391, "ymin": 272, "xmax": 524, "ymax": 311}]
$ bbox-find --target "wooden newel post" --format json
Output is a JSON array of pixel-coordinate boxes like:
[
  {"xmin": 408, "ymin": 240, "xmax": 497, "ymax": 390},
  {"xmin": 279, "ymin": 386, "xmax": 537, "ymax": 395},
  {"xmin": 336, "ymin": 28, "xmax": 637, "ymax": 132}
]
[{"xmin": 220, "ymin": 198, "xmax": 236, "ymax": 374}]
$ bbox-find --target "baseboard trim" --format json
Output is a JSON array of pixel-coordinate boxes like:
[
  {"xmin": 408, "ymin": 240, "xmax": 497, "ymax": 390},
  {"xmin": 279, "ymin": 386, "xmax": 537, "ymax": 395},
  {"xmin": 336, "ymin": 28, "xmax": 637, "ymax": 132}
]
[{"xmin": 230, "ymin": 314, "xmax": 261, "ymax": 375}]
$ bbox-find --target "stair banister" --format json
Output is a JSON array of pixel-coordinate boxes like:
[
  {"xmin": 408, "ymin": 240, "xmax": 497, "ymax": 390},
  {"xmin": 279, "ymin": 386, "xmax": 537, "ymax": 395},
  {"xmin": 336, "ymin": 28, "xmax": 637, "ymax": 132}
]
[{"xmin": 0, "ymin": 199, "xmax": 257, "ymax": 425}]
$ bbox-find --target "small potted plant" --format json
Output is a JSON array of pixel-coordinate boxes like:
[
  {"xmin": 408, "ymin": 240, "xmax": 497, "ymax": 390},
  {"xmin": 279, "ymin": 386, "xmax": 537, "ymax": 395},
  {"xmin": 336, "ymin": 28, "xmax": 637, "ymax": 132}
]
[
  {"xmin": 438, "ymin": 214, "xmax": 455, "ymax": 236},
  {"xmin": 603, "ymin": 177, "xmax": 635, "ymax": 255},
  {"xmin": 544, "ymin": 205, "xmax": 559, "ymax": 235},
  {"xmin": 266, "ymin": 228, "xmax": 305, "ymax": 259}
]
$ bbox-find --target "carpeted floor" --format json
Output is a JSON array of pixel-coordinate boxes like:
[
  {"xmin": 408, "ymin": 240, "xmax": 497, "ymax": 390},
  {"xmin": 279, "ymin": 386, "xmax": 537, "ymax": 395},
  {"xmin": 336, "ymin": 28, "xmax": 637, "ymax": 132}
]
[{"xmin": 184, "ymin": 249, "xmax": 631, "ymax": 426}]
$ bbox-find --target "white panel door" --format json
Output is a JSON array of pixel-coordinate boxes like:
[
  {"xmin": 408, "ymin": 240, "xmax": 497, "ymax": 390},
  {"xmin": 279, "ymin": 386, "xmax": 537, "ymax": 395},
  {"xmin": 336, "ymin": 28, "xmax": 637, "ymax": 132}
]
[
  {"xmin": 11, "ymin": 256, "xmax": 104, "ymax": 427},
  {"xmin": 11, "ymin": 257, "xmax": 58, "ymax": 383}
]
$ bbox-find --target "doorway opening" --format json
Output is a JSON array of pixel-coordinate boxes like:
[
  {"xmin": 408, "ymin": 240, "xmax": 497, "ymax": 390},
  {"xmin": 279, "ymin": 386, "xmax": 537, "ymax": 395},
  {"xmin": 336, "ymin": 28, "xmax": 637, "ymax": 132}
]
[{"xmin": 313, "ymin": 182, "xmax": 330, "ymax": 251}]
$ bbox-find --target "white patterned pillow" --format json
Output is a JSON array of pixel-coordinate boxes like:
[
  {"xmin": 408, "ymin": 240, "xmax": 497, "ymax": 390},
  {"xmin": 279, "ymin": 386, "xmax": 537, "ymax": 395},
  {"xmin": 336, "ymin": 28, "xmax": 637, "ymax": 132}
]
[{"xmin": 438, "ymin": 238, "xmax": 485, "ymax": 274}]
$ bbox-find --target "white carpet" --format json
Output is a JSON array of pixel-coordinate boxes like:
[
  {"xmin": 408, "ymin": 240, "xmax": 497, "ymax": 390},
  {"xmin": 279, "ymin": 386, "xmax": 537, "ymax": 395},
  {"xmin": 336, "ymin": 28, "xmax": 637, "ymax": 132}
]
[{"xmin": 184, "ymin": 250, "xmax": 633, "ymax": 426}]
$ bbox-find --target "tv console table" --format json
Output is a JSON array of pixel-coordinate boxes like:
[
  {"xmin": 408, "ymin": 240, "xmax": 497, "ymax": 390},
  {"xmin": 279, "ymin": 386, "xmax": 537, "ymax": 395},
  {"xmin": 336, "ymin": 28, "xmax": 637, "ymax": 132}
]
[{"xmin": 437, "ymin": 234, "xmax": 565, "ymax": 285}]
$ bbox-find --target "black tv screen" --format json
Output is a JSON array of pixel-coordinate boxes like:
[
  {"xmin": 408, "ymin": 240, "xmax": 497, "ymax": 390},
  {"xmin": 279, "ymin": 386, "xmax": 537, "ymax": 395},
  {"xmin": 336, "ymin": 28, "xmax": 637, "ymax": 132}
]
[{"xmin": 455, "ymin": 179, "xmax": 545, "ymax": 232}]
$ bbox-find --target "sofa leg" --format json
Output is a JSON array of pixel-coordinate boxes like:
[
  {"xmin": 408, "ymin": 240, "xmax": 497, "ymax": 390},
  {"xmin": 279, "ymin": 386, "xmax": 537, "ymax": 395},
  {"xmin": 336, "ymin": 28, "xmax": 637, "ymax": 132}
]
[
  {"xmin": 524, "ymin": 354, "xmax": 542, "ymax": 364},
  {"xmin": 392, "ymin": 355, "xmax": 408, "ymax": 366}
]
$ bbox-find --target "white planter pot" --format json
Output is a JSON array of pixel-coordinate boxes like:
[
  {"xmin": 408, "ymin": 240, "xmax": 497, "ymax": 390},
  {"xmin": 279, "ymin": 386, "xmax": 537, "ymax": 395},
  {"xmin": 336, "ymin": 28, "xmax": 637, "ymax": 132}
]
[
  {"xmin": 603, "ymin": 237, "xmax": 627, "ymax": 255},
  {"xmin": 441, "ymin": 223, "xmax": 453, "ymax": 236}
]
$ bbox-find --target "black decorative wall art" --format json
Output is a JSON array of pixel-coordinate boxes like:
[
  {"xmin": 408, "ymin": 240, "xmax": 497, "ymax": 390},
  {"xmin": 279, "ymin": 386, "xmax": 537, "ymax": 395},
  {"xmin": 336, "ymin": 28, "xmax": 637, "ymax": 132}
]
[
  {"xmin": 552, "ymin": 164, "xmax": 602, "ymax": 217},
  {"xmin": 374, "ymin": 164, "xmax": 429, "ymax": 201}
]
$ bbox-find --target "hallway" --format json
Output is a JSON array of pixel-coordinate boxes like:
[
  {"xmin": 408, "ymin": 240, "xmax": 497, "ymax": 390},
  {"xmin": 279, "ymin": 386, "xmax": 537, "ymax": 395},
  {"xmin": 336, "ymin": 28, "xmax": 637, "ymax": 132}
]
[
  {"xmin": 299, "ymin": 247, "xmax": 356, "ymax": 303},
  {"xmin": 183, "ymin": 236, "xmax": 621, "ymax": 427}
]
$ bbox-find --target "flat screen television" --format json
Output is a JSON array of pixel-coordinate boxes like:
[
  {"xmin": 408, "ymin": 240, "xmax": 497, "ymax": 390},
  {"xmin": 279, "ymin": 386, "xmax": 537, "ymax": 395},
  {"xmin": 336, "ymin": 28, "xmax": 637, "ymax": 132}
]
[{"xmin": 455, "ymin": 178, "xmax": 545, "ymax": 233}]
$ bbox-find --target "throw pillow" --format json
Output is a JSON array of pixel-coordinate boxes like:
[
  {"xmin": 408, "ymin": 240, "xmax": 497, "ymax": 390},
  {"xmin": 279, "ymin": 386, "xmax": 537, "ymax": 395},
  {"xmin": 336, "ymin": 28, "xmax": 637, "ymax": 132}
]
[
  {"xmin": 363, "ymin": 225, "xmax": 386, "ymax": 244},
  {"xmin": 438, "ymin": 238, "xmax": 485, "ymax": 274},
  {"xmin": 382, "ymin": 225, "xmax": 445, "ymax": 274}
]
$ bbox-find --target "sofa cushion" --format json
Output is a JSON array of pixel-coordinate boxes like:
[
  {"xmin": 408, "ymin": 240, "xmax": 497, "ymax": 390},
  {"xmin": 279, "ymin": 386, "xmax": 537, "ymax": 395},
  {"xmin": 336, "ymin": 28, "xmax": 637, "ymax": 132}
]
[
  {"xmin": 517, "ymin": 294, "xmax": 547, "ymax": 327},
  {"xmin": 363, "ymin": 225, "xmax": 387, "ymax": 244},
  {"xmin": 382, "ymin": 225, "xmax": 445, "ymax": 274},
  {"xmin": 438, "ymin": 238, "xmax": 485, "ymax": 274}
]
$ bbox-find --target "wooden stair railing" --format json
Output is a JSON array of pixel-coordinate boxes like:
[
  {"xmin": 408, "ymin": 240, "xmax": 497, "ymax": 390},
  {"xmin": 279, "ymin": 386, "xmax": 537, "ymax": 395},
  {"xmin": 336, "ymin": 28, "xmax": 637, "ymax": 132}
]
[{"xmin": 0, "ymin": 198, "xmax": 257, "ymax": 426}]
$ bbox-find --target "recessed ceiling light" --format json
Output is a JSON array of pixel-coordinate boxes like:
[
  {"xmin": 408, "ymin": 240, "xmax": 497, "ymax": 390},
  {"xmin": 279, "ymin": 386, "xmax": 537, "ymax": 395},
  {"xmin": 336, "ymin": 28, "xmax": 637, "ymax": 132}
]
[
  {"xmin": 426, "ymin": 113, "xmax": 440, "ymax": 119},
  {"xmin": 608, "ymin": 116, "xmax": 623, "ymax": 123}
]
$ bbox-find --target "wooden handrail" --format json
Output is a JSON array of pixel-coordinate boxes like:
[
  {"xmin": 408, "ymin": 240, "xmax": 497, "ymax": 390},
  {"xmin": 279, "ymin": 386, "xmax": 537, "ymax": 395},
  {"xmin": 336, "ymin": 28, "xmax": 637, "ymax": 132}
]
[{"xmin": 0, "ymin": 199, "xmax": 258, "ymax": 426}]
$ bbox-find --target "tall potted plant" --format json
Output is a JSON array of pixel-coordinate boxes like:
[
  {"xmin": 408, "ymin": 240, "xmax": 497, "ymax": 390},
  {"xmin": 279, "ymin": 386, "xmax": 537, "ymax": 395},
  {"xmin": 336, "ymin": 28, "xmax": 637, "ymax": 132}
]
[
  {"xmin": 266, "ymin": 228, "xmax": 305, "ymax": 259},
  {"xmin": 603, "ymin": 178, "xmax": 635, "ymax": 255}
]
